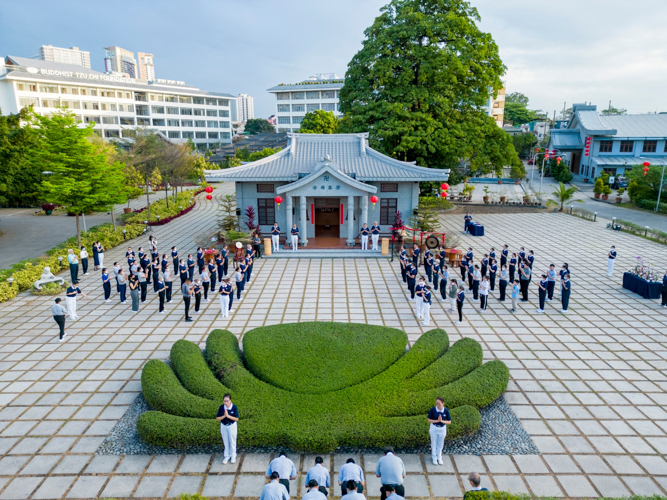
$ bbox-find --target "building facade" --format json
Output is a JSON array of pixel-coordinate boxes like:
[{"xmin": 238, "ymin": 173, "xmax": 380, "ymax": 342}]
[
  {"xmin": 267, "ymin": 74, "xmax": 344, "ymax": 133},
  {"xmin": 104, "ymin": 46, "xmax": 138, "ymax": 78},
  {"xmin": 205, "ymin": 133, "xmax": 449, "ymax": 246},
  {"xmin": 549, "ymin": 103, "xmax": 667, "ymax": 178},
  {"xmin": 137, "ymin": 52, "xmax": 155, "ymax": 81},
  {"xmin": 39, "ymin": 45, "xmax": 90, "ymax": 69},
  {"xmin": 236, "ymin": 93, "xmax": 254, "ymax": 122},
  {"xmin": 484, "ymin": 85, "xmax": 506, "ymax": 127},
  {"xmin": 0, "ymin": 56, "xmax": 234, "ymax": 151}
]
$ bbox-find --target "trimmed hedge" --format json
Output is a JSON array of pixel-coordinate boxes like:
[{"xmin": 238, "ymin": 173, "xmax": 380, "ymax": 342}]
[
  {"xmin": 636, "ymin": 198, "xmax": 667, "ymax": 214},
  {"xmin": 138, "ymin": 325, "xmax": 509, "ymax": 451},
  {"xmin": 125, "ymin": 190, "xmax": 198, "ymax": 224}
]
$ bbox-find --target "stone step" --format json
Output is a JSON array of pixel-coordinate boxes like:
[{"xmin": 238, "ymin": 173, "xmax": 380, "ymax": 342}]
[{"xmin": 266, "ymin": 249, "xmax": 390, "ymax": 259}]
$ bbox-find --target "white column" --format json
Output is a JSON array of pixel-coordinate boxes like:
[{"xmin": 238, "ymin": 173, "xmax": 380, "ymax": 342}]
[
  {"xmin": 361, "ymin": 195, "xmax": 368, "ymax": 228},
  {"xmin": 299, "ymin": 195, "xmax": 308, "ymax": 247},
  {"xmin": 285, "ymin": 196, "xmax": 293, "ymax": 244},
  {"xmin": 346, "ymin": 195, "xmax": 355, "ymax": 246}
]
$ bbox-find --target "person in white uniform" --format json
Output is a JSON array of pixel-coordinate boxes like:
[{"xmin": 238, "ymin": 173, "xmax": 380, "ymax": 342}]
[
  {"xmin": 266, "ymin": 452, "xmax": 298, "ymax": 493},
  {"xmin": 216, "ymin": 393, "xmax": 239, "ymax": 464},
  {"xmin": 260, "ymin": 472, "xmax": 290, "ymax": 500},
  {"xmin": 342, "ymin": 481, "xmax": 367, "ymax": 500},
  {"xmin": 305, "ymin": 457, "xmax": 331, "ymax": 496},
  {"xmin": 65, "ymin": 284, "xmax": 88, "ymax": 320},
  {"xmin": 371, "ymin": 222, "xmax": 381, "ymax": 251},
  {"xmin": 271, "ymin": 223, "xmax": 281, "ymax": 252},
  {"xmin": 427, "ymin": 397, "xmax": 451, "ymax": 465},
  {"xmin": 302, "ymin": 480, "xmax": 327, "ymax": 500}
]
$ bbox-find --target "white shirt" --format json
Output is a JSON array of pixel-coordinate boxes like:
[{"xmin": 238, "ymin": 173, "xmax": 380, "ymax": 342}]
[
  {"xmin": 480, "ymin": 281, "xmax": 489, "ymax": 296},
  {"xmin": 80, "ymin": 249, "xmax": 88, "ymax": 259}
]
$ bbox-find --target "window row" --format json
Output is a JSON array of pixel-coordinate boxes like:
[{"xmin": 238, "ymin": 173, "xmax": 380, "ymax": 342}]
[
  {"xmin": 151, "ymin": 119, "xmax": 229, "ymax": 128},
  {"xmin": 149, "ymin": 94, "xmax": 229, "ymax": 106},
  {"xmin": 20, "ymin": 97, "xmax": 135, "ymax": 112},
  {"xmin": 150, "ymin": 106, "xmax": 228, "ymax": 117},
  {"xmin": 16, "ymin": 82, "xmax": 133, "ymax": 99},
  {"xmin": 276, "ymin": 90, "xmax": 339, "ymax": 101},
  {"xmin": 597, "ymin": 140, "xmax": 667, "ymax": 154},
  {"xmin": 277, "ymin": 103, "xmax": 338, "ymax": 113}
]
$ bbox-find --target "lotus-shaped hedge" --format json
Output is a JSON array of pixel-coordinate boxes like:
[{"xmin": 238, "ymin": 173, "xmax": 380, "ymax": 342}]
[{"xmin": 138, "ymin": 323, "xmax": 509, "ymax": 452}]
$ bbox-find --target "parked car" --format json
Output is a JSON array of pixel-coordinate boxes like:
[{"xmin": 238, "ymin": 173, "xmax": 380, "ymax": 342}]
[{"xmin": 611, "ymin": 176, "xmax": 628, "ymax": 189}]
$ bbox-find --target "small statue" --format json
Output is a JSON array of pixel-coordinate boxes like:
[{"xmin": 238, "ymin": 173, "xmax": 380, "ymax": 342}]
[{"xmin": 34, "ymin": 266, "xmax": 65, "ymax": 290}]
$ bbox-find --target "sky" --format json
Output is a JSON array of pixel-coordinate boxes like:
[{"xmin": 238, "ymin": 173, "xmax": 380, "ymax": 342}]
[{"xmin": 2, "ymin": 0, "xmax": 667, "ymax": 119}]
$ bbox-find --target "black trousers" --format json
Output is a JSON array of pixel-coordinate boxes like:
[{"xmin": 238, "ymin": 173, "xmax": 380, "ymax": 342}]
[
  {"xmin": 153, "ymin": 270, "xmax": 159, "ymax": 291},
  {"xmin": 341, "ymin": 482, "xmax": 363, "ymax": 496},
  {"xmin": 547, "ymin": 281, "xmax": 555, "ymax": 300},
  {"xmin": 279, "ymin": 479, "xmax": 290, "ymax": 494},
  {"xmin": 188, "ymin": 268, "xmax": 194, "ymax": 281},
  {"xmin": 103, "ymin": 281, "xmax": 111, "ymax": 300},
  {"xmin": 145, "ymin": 266, "xmax": 152, "ymax": 284},
  {"xmin": 254, "ymin": 243, "xmax": 262, "ymax": 258},
  {"xmin": 236, "ymin": 281, "xmax": 243, "ymax": 299},
  {"xmin": 140, "ymin": 281, "xmax": 148, "ymax": 302},
  {"xmin": 425, "ymin": 264, "xmax": 432, "ymax": 282},
  {"xmin": 183, "ymin": 296, "xmax": 191, "ymax": 319},
  {"xmin": 468, "ymin": 273, "xmax": 473, "ymax": 290},
  {"xmin": 211, "ymin": 273, "xmax": 217, "ymax": 292},
  {"xmin": 539, "ymin": 289, "xmax": 546, "ymax": 310},
  {"xmin": 119, "ymin": 284, "xmax": 126, "ymax": 302},
  {"xmin": 228, "ymin": 290, "xmax": 233, "ymax": 310},
  {"xmin": 500, "ymin": 256, "xmax": 507, "ymax": 268},
  {"xmin": 198, "ymin": 260, "xmax": 204, "ymax": 274},
  {"xmin": 81, "ymin": 258, "xmax": 88, "ymax": 274},
  {"xmin": 472, "ymin": 280, "xmax": 479, "ymax": 300},
  {"xmin": 401, "ymin": 265, "xmax": 407, "ymax": 283},
  {"xmin": 412, "ymin": 256, "xmax": 418, "ymax": 268},
  {"xmin": 158, "ymin": 291, "xmax": 165, "ymax": 312},
  {"xmin": 440, "ymin": 280, "xmax": 447, "ymax": 300},
  {"xmin": 499, "ymin": 280, "xmax": 507, "ymax": 301},
  {"xmin": 433, "ymin": 275, "xmax": 438, "ymax": 291},
  {"xmin": 217, "ymin": 265, "xmax": 224, "ymax": 281},
  {"xmin": 380, "ymin": 484, "xmax": 404, "ymax": 500},
  {"xmin": 662, "ymin": 285, "xmax": 667, "ymax": 306},
  {"xmin": 490, "ymin": 274, "xmax": 496, "ymax": 291},
  {"xmin": 520, "ymin": 279, "xmax": 529, "ymax": 301},
  {"xmin": 481, "ymin": 265, "xmax": 487, "ymax": 278},
  {"xmin": 562, "ymin": 289, "xmax": 570, "ymax": 310},
  {"xmin": 69, "ymin": 263, "xmax": 78, "ymax": 284},
  {"xmin": 509, "ymin": 266, "xmax": 515, "ymax": 283},
  {"xmin": 203, "ymin": 282, "xmax": 209, "ymax": 300},
  {"xmin": 460, "ymin": 266, "xmax": 467, "ymax": 280},
  {"xmin": 166, "ymin": 282, "xmax": 172, "ymax": 302},
  {"xmin": 195, "ymin": 293, "xmax": 201, "ymax": 312},
  {"xmin": 54, "ymin": 315, "xmax": 65, "ymax": 339},
  {"xmin": 480, "ymin": 295, "xmax": 487, "ymax": 310},
  {"xmin": 180, "ymin": 272, "xmax": 187, "ymax": 283},
  {"xmin": 173, "ymin": 258, "xmax": 179, "ymax": 273},
  {"xmin": 408, "ymin": 279, "xmax": 416, "ymax": 299},
  {"xmin": 222, "ymin": 259, "xmax": 228, "ymax": 277},
  {"xmin": 457, "ymin": 301, "xmax": 463, "ymax": 322},
  {"xmin": 318, "ymin": 487, "xmax": 328, "ymax": 497}
]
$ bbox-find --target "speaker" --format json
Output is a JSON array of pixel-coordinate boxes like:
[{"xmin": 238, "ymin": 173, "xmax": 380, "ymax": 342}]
[{"xmin": 425, "ymin": 235, "xmax": 440, "ymax": 249}]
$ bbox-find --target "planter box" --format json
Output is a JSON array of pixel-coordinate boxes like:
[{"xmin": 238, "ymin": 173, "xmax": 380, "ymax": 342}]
[
  {"xmin": 601, "ymin": 194, "xmax": 609, "ymax": 201},
  {"xmin": 123, "ymin": 207, "xmax": 133, "ymax": 214},
  {"xmin": 615, "ymin": 197, "xmax": 622, "ymax": 203},
  {"xmin": 483, "ymin": 197, "xmax": 489, "ymax": 203},
  {"xmin": 44, "ymin": 210, "xmax": 52, "ymax": 215},
  {"xmin": 500, "ymin": 197, "xmax": 507, "ymax": 203},
  {"xmin": 594, "ymin": 193, "xmax": 601, "ymax": 199},
  {"xmin": 514, "ymin": 180, "xmax": 520, "ymax": 185},
  {"xmin": 497, "ymin": 180, "xmax": 503, "ymax": 184}
]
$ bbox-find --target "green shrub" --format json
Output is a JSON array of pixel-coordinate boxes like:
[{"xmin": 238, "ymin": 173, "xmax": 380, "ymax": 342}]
[
  {"xmin": 138, "ymin": 325, "xmax": 508, "ymax": 451},
  {"xmin": 125, "ymin": 191, "xmax": 196, "ymax": 224},
  {"xmin": 636, "ymin": 198, "xmax": 667, "ymax": 214},
  {"xmin": 615, "ymin": 219, "xmax": 667, "ymax": 245},
  {"xmin": 593, "ymin": 178, "xmax": 604, "ymax": 194},
  {"xmin": 31, "ymin": 282, "xmax": 68, "ymax": 296},
  {"xmin": 419, "ymin": 196, "xmax": 455, "ymax": 210}
]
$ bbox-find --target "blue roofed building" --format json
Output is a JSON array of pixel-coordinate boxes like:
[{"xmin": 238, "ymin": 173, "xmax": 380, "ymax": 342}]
[{"xmin": 549, "ymin": 103, "xmax": 667, "ymax": 179}]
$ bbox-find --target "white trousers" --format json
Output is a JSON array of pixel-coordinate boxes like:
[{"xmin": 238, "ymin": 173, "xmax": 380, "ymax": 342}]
[
  {"xmin": 291, "ymin": 235, "xmax": 299, "ymax": 250},
  {"xmin": 422, "ymin": 302, "xmax": 431, "ymax": 324},
  {"xmin": 98, "ymin": 253, "xmax": 104, "ymax": 268},
  {"xmin": 361, "ymin": 235, "xmax": 369, "ymax": 250},
  {"xmin": 220, "ymin": 422, "xmax": 237, "ymax": 460},
  {"xmin": 608, "ymin": 258, "xmax": 614, "ymax": 275},
  {"xmin": 430, "ymin": 425, "xmax": 447, "ymax": 463},
  {"xmin": 219, "ymin": 295, "xmax": 229, "ymax": 317},
  {"xmin": 416, "ymin": 296, "xmax": 423, "ymax": 318},
  {"xmin": 272, "ymin": 235, "xmax": 279, "ymax": 251},
  {"xmin": 66, "ymin": 296, "xmax": 77, "ymax": 318},
  {"xmin": 372, "ymin": 234, "xmax": 379, "ymax": 250},
  {"xmin": 449, "ymin": 296, "xmax": 456, "ymax": 310}
]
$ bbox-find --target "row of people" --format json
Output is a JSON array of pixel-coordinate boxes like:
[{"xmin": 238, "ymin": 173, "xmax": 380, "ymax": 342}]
[{"xmin": 270, "ymin": 221, "xmax": 383, "ymax": 252}]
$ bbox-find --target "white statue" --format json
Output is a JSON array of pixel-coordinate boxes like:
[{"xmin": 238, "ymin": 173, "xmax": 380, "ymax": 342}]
[{"xmin": 34, "ymin": 267, "xmax": 65, "ymax": 290}]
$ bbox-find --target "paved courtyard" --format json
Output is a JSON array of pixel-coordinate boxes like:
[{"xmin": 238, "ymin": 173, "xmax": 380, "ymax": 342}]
[{"xmin": 0, "ymin": 183, "xmax": 667, "ymax": 499}]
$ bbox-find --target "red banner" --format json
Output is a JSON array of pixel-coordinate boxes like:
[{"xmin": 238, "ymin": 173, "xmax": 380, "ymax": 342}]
[{"xmin": 311, "ymin": 204, "xmax": 314, "ymax": 224}]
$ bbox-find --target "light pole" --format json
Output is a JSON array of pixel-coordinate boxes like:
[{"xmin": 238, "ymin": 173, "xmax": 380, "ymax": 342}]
[
  {"xmin": 540, "ymin": 148, "xmax": 563, "ymax": 196},
  {"xmin": 656, "ymin": 162, "xmax": 666, "ymax": 213}
]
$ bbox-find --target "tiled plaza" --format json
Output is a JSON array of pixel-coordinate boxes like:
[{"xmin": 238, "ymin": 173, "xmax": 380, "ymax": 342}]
[{"xmin": 0, "ymin": 184, "xmax": 667, "ymax": 499}]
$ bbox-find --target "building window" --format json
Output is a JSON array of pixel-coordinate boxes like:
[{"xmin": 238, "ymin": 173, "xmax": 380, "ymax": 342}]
[
  {"xmin": 167, "ymin": 119, "xmax": 180, "ymax": 127},
  {"xmin": 102, "ymin": 116, "xmax": 119, "ymax": 124},
  {"xmin": 84, "ymin": 116, "xmax": 101, "ymax": 124},
  {"xmin": 40, "ymin": 85, "xmax": 58, "ymax": 93},
  {"xmin": 165, "ymin": 95, "xmax": 178, "ymax": 103},
  {"xmin": 257, "ymin": 184, "xmax": 275, "ymax": 193},
  {"xmin": 291, "ymin": 92, "xmax": 305, "ymax": 100},
  {"xmin": 193, "ymin": 97, "xmax": 205, "ymax": 105},
  {"xmin": 381, "ymin": 183, "xmax": 398, "ymax": 192},
  {"xmin": 598, "ymin": 141, "xmax": 612, "ymax": 153},
  {"xmin": 218, "ymin": 99, "xmax": 229, "ymax": 106},
  {"xmin": 137, "ymin": 117, "xmax": 150, "ymax": 126},
  {"xmin": 219, "ymin": 121, "xmax": 230, "ymax": 128},
  {"xmin": 150, "ymin": 94, "xmax": 163, "ymax": 101},
  {"xmin": 292, "ymin": 116, "xmax": 304, "ymax": 124},
  {"xmin": 168, "ymin": 131, "xmax": 181, "ymax": 139},
  {"xmin": 100, "ymin": 90, "xmax": 115, "ymax": 98},
  {"xmin": 221, "ymin": 132, "xmax": 231, "ymax": 140},
  {"xmin": 194, "ymin": 109, "xmax": 205, "ymax": 116},
  {"xmin": 307, "ymin": 104, "xmax": 320, "ymax": 112},
  {"xmin": 277, "ymin": 93, "xmax": 290, "ymax": 101},
  {"xmin": 278, "ymin": 128, "xmax": 291, "ymax": 133},
  {"xmin": 380, "ymin": 198, "xmax": 397, "ymax": 225},
  {"xmin": 181, "ymin": 108, "xmax": 193, "ymax": 115},
  {"xmin": 203, "ymin": 98, "xmax": 215, "ymax": 105},
  {"xmin": 322, "ymin": 103, "xmax": 336, "ymax": 112},
  {"xmin": 292, "ymin": 104, "xmax": 305, "ymax": 112},
  {"xmin": 208, "ymin": 132, "xmax": 219, "ymax": 139},
  {"xmin": 207, "ymin": 121, "xmax": 218, "ymax": 128},
  {"xmin": 195, "ymin": 120, "xmax": 206, "ymax": 127},
  {"xmin": 152, "ymin": 119, "xmax": 165, "ymax": 126},
  {"xmin": 151, "ymin": 106, "xmax": 165, "ymax": 114},
  {"xmin": 120, "ymin": 117, "xmax": 135, "ymax": 125},
  {"xmin": 181, "ymin": 120, "xmax": 193, "ymax": 127},
  {"xmin": 220, "ymin": 110, "xmax": 229, "ymax": 117},
  {"xmin": 278, "ymin": 116, "xmax": 291, "ymax": 124},
  {"xmin": 258, "ymin": 199, "xmax": 276, "ymax": 225},
  {"xmin": 179, "ymin": 96, "xmax": 192, "ymax": 104},
  {"xmin": 322, "ymin": 90, "xmax": 336, "ymax": 99},
  {"xmin": 166, "ymin": 107, "xmax": 179, "ymax": 115},
  {"xmin": 104, "ymin": 130, "xmax": 120, "ymax": 138},
  {"xmin": 643, "ymin": 140, "xmax": 657, "ymax": 153},
  {"xmin": 19, "ymin": 97, "xmax": 39, "ymax": 108},
  {"xmin": 206, "ymin": 109, "xmax": 218, "ymax": 117},
  {"xmin": 620, "ymin": 141, "xmax": 634, "ymax": 153},
  {"xmin": 306, "ymin": 91, "xmax": 320, "ymax": 99},
  {"xmin": 182, "ymin": 131, "xmax": 194, "ymax": 139},
  {"xmin": 195, "ymin": 131, "xmax": 207, "ymax": 139},
  {"xmin": 278, "ymin": 104, "xmax": 290, "ymax": 112}
]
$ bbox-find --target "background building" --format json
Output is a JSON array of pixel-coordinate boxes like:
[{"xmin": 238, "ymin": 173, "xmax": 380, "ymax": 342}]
[
  {"xmin": 267, "ymin": 73, "xmax": 344, "ymax": 132},
  {"xmin": 104, "ymin": 46, "xmax": 137, "ymax": 78},
  {"xmin": 484, "ymin": 84, "xmax": 506, "ymax": 127},
  {"xmin": 0, "ymin": 55, "xmax": 234, "ymax": 151},
  {"xmin": 236, "ymin": 93, "xmax": 254, "ymax": 122},
  {"xmin": 137, "ymin": 52, "xmax": 155, "ymax": 81},
  {"xmin": 39, "ymin": 45, "xmax": 90, "ymax": 68}
]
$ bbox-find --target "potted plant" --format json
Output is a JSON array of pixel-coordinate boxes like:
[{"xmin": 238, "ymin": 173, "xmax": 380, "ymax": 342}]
[
  {"xmin": 497, "ymin": 178, "xmax": 503, "ymax": 184},
  {"xmin": 601, "ymin": 185, "xmax": 612, "ymax": 201},
  {"xmin": 482, "ymin": 186, "xmax": 490, "ymax": 203},
  {"xmin": 41, "ymin": 203, "xmax": 56, "ymax": 215},
  {"xmin": 593, "ymin": 178, "xmax": 603, "ymax": 199},
  {"xmin": 615, "ymin": 188, "xmax": 625, "ymax": 203},
  {"xmin": 522, "ymin": 195, "xmax": 530, "ymax": 205},
  {"xmin": 499, "ymin": 194, "xmax": 507, "ymax": 203}
]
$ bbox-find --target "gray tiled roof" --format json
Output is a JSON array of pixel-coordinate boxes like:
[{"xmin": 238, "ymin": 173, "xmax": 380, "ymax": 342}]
[
  {"xmin": 549, "ymin": 130, "xmax": 584, "ymax": 149},
  {"xmin": 205, "ymin": 133, "xmax": 449, "ymax": 182},
  {"xmin": 597, "ymin": 114, "xmax": 667, "ymax": 139},
  {"xmin": 266, "ymin": 82, "xmax": 345, "ymax": 92}
]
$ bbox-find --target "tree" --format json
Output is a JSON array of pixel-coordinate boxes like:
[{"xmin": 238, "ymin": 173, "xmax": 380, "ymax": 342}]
[
  {"xmin": 339, "ymin": 0, "xmax": 506, "ymax": 174},
  {"xmin": 244, "ymin": 119, "xmax": 274, "ymax": 135},
  {"xmin": 244, "ymin": 205, "xmax": 257, "ymax": 233},
  {"xmin": 505, "ymin": 92, "xmax": 529, "ymax": 106},
  {"xmin": 299, "ymin": 110, "xmax": 339, "ymax": 134},
  {"xmin": 248, "ymin": 147, "xmax": 280, "ymax": 161},
  {"xmin": 218, "ymin": 194, "xmax": 238, "ymax": 231},
  {"xmin": 0, "ymin": 107, "xmax": 41, "ymax": 207},
  {"xmin": 503, "ymin": 92, "xmax": 544, "ymax": 126},
  {"xmin": 548, "ymin": 182, "xmax": 582, "ymax": 212},
  {"xmin": 408, "ymin": 201, "xmax": 441, "ymax": 232},
  {"xmin": 626, "ymin": 165, "xmax": 664, "ymax": 202},
  {"xmin": 463, "ymin": 115, "xmax": 522, "ymax": 176},
  {"xmin": 512, "ymin": 133, "xmax": 536, "ymax": 158},
  {"xmin": 600, "ymin": 105, "xmax": 627, "ymax": 116},
  {"xmin": 31, "ymin": 108, "xmax": 127, "ymax": 246},
  {"xmin": 546, "ymin": 158, "xmax": 573, "ymax": 183}
]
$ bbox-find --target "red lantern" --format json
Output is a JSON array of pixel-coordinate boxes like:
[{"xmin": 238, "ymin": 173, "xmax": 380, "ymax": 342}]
[
  {"xmin": 643, "ymin": 161, "xmax": 651, "ymax": 167},
  {"xmin": 557, "ymin": 157, "xmax": 561, "ymax": 165},
  {"xmin": 206, "ymin": 194, "xmax": 212, "ymax": 201},
  {"xmin": 441, "ymin": 191, "xmax": 448, "ymax": 198},
  {"xmin": 275, "ymin": 196, "xmax": 283, "ymax": 208},
  {"xmin": 370, "ymin": 195, "xmax": 379, "ymax": 207},
  {"xmin": 440, "ymin": 183, "xmax": 450, "ymax": 191},
  {"xmin": 536, "ymin": 148, "xmax": 540, "ymax": 153},
  {"xmin": 643, "ymin": 167, "xmax": 650, "ymax": 176}
]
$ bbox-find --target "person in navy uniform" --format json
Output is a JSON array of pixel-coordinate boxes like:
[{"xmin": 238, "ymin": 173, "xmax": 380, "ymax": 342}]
[
  {"xmin": 215, "ymin": 252, "xmax": 224, "ymax": 281},
  {"xmin": 101, "ymin": 268, "xmax": 111, "ymax": 302},
  {"xmin": 360, "ymin": 223, "xmax": 370, "ymax": 250},
  {"xmin": 661, "ymin": 269, "xmax": 667, "ymax": 308},
  {"xmin": 464, "ymin": 212, "xmax": 472, "ymax": 233},
  {"xmin": 466, "ymin": 247, "xmax": 474, "ymax": 264},
  {"xmin": 245, "ymin": 245, "xmax": 254, "ymax": 281},
  {"xmin": 432, "ymin": 259, "xmax": 440, "ymax": 293},
  {"xmin": 271, "ymin": 222, "xmax": 281, "ymax": 252},
  {"xmin": 411, "ymin": 243, "xmax": 420, "ymax": 268},
  {"xmin": 537, "ymin": 274, "xmax": 548, "ymax": 313},
  {"xmin": 481, "ymin": 254, "xmax": 488, "ymax": 278},
  {"xmin": 141, "ymin": 253, "xmax": 151, "ymax": 281},
  {"xmin": 527, "ymin": 250, "xmax": 535, "ymax": 269},
  {"xmin": 193, "ymin": 279, "xmax": 203, "ymax": 313},
  {"xmin": 489, "ymin": 259, "xmax": 497, "ymax": 292},
  {"xmin": 171, "ymin": 246, "xmax": 179, "ymax": 273},
  {"xmin": 161, "ymin": 254, "xmax": 169, "ymax": 273},
  {"xmin": 509, "ymin": 253, "xmax": 517, "ymax": 283},
  {"xmin": 291, "ymin": 224, "xmax": 299, "ymax": 251},
  {"xmin": 152, "ymin": 257, "xmax": 160, "ymax": 292},
  {"xmin": 221, "ymin": 245, "xmax": 229, "ymax": 277},
  {"xmin": 208, "ymin": 258, "xmax": 218, "ymax": 293},
  {"xmin": 560, "ymin": 272, "xmax": 571, "ymax": 313},
  {"xmin": 197, "ymin": 247, "xmax": 205, "ymax": 275},
  {"xmin": 519, "ymin": 247, "xmax": 526, "ymax": 262},
  {"xmin": 253, "ymin": 233, "xmax": 263, "ymax": 259},
  {"xmin": 157, "ymin": 275, "xmax": 166, "ymax": 314},
  {"xmin": 439, "ymin": 265, "xmax": 450, "ymax": 301},
  {"xmin": 406, "ymin": 262, "xmax": 417, "ymax": 301},
  {"xmin": 500, "ymin": 244, "xmax": 509, "ymax": 268},
  {"xmin": 489, "ymin": 247, "xmax": 496, "ymax": 265},
  {"xmin": 415, "ymin": 277, "xmax": 426, "ymax": 319},
  {"xmin": 608, "ymin": 245, "xmax": 617, "ymax": 276},
  {"xmin": 421, "ymin": 286, "xmax": 432, "ymax": 326},
  {"xmin": 438, "ymin": 246, "xmax": 446, "ymax": 270},
  {"xmin": 179, "ymin": 259, "xmax": 187, "ymax": 283},
  {"xmin": 459, "ymin": 254, "xmax": 467, "ymax": 281},
  {"xmin": 427, "ymin": 397, "xmax": 451, "ymax": 465},
  {"xmin": 126, "ymin": 247, "xmax": 135, "ymax": 268},
  {"xmin": 424, "ymin": 250, "xmax": 432, "ymax": 283},
  {"xmin": 216, "ymin": 393, "xmax": 239, "ymax": 464},
  {"xmin": 547, "ymin": 264, "xmax": 557, "ymax": 301},
  {"xmin": 467, "ymin": 261, "xmax": 474, "ymax": 292},
  {"xmin": 371, "ymin": 221, "xmax": 381, "ymax": 251},
  {"xmin": 455, "ymin": 285, "xmax": 465, "ymax": 324},
  {"xmin": 187, "ymin": 254, "xmax": 195, "ymax": 281},
  {"xmin": 399, "ymin": 249, "xmax": 408, "ymax": 284}
]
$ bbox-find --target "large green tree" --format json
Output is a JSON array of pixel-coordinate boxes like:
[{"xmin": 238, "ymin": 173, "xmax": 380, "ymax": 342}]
[
  {"xmin": 244, "ymin": 118, "xmax": 274, "ymax": 135},
  {"xmin": 512, "ymin": 133, "xmax": 536, "ymax": 158},
  {"xmin": 299, "ymin": 110, "xmax": 339, "ymax": 134},
  {"xmin": 504, "ymin": 92, "xmax": 543, "ymax": 126},
  {"xmin": 31, "ymin": 108, "xmax": 128, "ymax": 246},
  {"xmin": 0, "ymin": 107, "xmax": 41, "ymax": 207},
  {"xmin": 339, "ymin": 0, "xmax": 512, "ymax": 175}
]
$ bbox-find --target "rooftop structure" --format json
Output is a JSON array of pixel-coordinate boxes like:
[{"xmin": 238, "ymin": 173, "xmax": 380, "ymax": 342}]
[{"xmin": 39, "ymin": 45, "xmax": 90, "ymax": 69}]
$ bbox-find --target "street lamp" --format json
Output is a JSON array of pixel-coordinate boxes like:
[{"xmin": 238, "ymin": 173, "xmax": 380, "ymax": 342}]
[
  {"xmin": 655, "ymin": 162, "xmax": 666, "ymax": 213},
  {"xmin": 7, "ymin": 278, "xmax": 13, "ymax": 285},
  {"xmin": 122, "ymin": 229, "xmax": 127, "ymax": 240}
]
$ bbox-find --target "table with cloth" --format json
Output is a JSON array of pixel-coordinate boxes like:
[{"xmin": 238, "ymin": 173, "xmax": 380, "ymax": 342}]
[
  {"xmin": 468, "ymin": 223, "xmax": 484, "ymax": 237},
  {"xmin": 622, "ymin": 272, "xmax": 662, "ymax": 299}
]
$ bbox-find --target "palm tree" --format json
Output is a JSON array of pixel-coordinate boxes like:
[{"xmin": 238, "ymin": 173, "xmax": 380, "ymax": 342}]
[{"xmin": 549, "ymin": 181, "xmax": 583, "ymax": 212}]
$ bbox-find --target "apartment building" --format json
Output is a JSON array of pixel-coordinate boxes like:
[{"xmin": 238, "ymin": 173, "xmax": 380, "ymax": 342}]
[
  {"xmin": 39, "ymin": 45, "xmax": 91, "ymax": 69},
  {"xmin": 137, "ymin": 52, "xmax": 155, "ymax": 81},
  {"xmin": 236, "ymin": 93, "xmax": 254, "ymax": 122},
  {"xmin": 104, "ymin": 46, "xmax": 138, "ymax": 78}
]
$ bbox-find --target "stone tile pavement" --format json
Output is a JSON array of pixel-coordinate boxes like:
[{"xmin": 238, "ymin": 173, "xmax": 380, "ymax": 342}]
[{"xmin": 0, "ymin": 185, "xmax": 666, "ymax": 498}]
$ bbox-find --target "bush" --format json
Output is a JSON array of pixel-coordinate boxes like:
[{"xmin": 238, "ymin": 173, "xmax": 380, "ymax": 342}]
[
  {"xmin": 602, "ymin": 185, "xmax": 612, "ymax": 196},
  {"xmin": 615, "ymin": 219, "xmax": 667, "ymax": 244},
  {"xmin": 31, "ymin": 282, "xmax": 68, "ymax": 296},
  {"xmin": 125, "ymin": 190, "xmax": 197, "ymax": 224},
  {"xmin": 419, "ymin": 196, "xmax": 455, "ymax": 210},
  {"xmin": 138, "ymin": 325, "xmax": 509, "ymax": 451},
  {"xmin": 593, "ymin": 178, "xmax": 604, "ymax": 194},
  {"xmin": 636, "ymin": 198, "xmax": 667, "ymax": 214}
]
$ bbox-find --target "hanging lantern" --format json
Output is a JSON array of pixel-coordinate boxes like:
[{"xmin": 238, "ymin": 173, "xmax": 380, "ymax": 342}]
[
  {"xmin": 643, "ymin": 161, "xmax": 651, "ymax": 167},
  {"xmin": 440, "ymin": 183, "xmax": 450, "ymax": 191},
  {"xmin": 643, "ymin": 167, "xmax": 650, "ymax": 176},
  {"xmin": 275, "ymin": 196, "xmax": 283, "ymax": 208},
  {"xmin": 536, "ymin": 148, "xmax": 540, "ymax": 153},
  {"xmin": 206, "ymin": 194, "xmax": 212, "ymax": 201},
  {"xmin": 370, "ymin": 195, "xmax": 379, "ymax": 207},
  {"xmin": 557, "ymin": 157, "xmax": 561, "ymax": 165},
  {"xmin": 205, "ymin": 186, "xmax": 213, "ymax": 193},
  {"xmin": 441, "ymin": 191, "xmax": 448, "ymax": 198}
]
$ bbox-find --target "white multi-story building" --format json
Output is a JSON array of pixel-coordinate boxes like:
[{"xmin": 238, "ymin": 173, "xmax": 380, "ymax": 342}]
[
  {"xmin": 267, "ymin": 73, "xmax": 344, "ymax": 132},
  {"xmin": 104, "ymin": 46, "xmax": 138, "ymax": 78},
  {"xmin": 39, "ymin": 45, "xmax": 91, "ymax": 69},
  {"xmin": 137, "ymin": 52, "xmax": 155, "ymax": 81},
  {"xmin": 0, "ymin": 56, "xmax": 234, "ymax": 151},
  {"xmin": 236, "ymin": 93, "xmax": 254, "ymax": 122},
  {"xmin": 483, "ymin": 84, "xmax": 506, "ymax": 127}
]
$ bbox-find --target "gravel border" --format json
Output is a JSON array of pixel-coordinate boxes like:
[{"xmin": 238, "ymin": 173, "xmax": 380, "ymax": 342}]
[{"xmin": 96, "ymin": 394, "xmax": 538, "ymax": 456}]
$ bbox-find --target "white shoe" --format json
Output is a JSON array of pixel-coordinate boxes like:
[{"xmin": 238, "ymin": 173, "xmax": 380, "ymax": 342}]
[
  {"xmin": 432, "ymin": 459, "xmax": 438, "ymax": 465},
  {"xmin": 105, "ymin": 299, "xmax": 110, "ymax": 302},
  {"xmin": 222, "ymin": 458, "xmax": 229, "ymax": 465},
  {"xmin": 536, "ymin": 309, "xmax": 543, "ymax": 313},
  {"xmin": 84, "ymin": 273, "xmax": 89, "ymax": 276},
  {"xmin": 421, "ymin": 322, "xmax": 429, "ymax": 326},
  {"xmin": 455, "ymin": 321, "xmax": 462, "ymax": 325},
  {"xmin": 159, "ymin": 311, "xmax": 165, "ymax": 314},
  {"xmin": 59, "ymin": 334, "xmax": 66, "ymax": 342},
  {"xmin": 231, "ymin": 457, "xmax": 236, "ymax": 464},
  {"xmin": 559, "ymin": 309, "xmax": 567, "ymax": 313},
  {"xmin": 438, "ymin": 458, "xmax": 444, "ymax": 465},
  {"xmin": 408, "ymin": 298, "xmax": 415, "ymax": 301}
]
